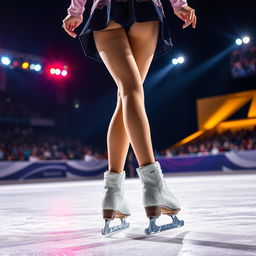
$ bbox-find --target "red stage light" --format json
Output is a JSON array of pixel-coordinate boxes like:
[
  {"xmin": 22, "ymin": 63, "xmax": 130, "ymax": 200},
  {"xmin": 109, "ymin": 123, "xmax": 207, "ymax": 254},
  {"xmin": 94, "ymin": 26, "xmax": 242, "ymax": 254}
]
[
  {"xmin": 45, "ymin": 63, "xmax": 69, "ymax": 79},
  {"xmin": 12, "ymin": 60, "xmax": 19, "ymax": 67},
  {"xmin": 55, "ymin": 69, "xmax": 61, "ymax": 75},
  {"xmin": 50, "ymin": 68, "xmax": 55, "ymax": 75},
  {"xmin": 61, "ymin": 70, "xmax": 67, "ymax": 76}
]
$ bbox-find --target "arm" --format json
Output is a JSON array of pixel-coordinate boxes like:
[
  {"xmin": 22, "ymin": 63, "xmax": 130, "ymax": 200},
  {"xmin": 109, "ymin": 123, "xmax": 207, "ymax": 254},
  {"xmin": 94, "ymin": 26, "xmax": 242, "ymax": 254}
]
[
  {"xmin": 67, "ymin": 0, "xmax": 87, "ymax": 17},
  {"xmin": 169, "ymin": 0, "xmax": 196, "ymax": 29},
  {"xmin": 169, "ymin": 0, "xmax": 188, "ymax": 11}
]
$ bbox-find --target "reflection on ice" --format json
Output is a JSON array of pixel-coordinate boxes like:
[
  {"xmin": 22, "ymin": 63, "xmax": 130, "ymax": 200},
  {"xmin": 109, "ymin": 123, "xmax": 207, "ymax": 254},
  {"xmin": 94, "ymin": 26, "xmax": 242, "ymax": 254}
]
[{"xmin": 1, "ymin": 173, "xmax": 256, "ymax": 256}]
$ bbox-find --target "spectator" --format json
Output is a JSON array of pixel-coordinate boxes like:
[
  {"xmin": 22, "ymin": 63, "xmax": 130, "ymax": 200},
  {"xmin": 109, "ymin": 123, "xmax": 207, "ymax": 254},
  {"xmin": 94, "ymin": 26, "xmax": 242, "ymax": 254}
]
[
  {"xmin": 162, "ymin": 127, "xmax": 256, "ymax": 157},
  {"xmin": 0, "ymin": 125, "xmax": 107, "ymax": 161},
  {"xmin": 84, "ymin": 149, "xmax": 96, "ymax": 161},
  {"xmin": 29, "ymin": 152, "xmax": 39, "ymax": 162}
]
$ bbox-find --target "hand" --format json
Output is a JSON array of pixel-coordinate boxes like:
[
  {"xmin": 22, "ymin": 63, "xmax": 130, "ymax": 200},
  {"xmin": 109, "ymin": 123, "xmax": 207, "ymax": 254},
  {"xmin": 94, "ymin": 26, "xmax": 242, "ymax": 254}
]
[
  {"xmin": 62, "ymin": 14, "xmax": 83, "ymax": 38},
  {"xmin": 174, "ymin": 5, "xmax": 197, "ymax": 29}
]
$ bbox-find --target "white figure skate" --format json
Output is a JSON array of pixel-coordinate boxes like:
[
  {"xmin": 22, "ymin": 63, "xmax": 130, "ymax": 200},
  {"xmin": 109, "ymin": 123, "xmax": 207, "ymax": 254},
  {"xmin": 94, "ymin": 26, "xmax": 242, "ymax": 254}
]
[
  {"xmin": 101, "ymin": 170, "xmax": 131, "ymax": 235},
  {"xmin": 136, "ymin": 161, "xmax": 184, "ymax": 235}
]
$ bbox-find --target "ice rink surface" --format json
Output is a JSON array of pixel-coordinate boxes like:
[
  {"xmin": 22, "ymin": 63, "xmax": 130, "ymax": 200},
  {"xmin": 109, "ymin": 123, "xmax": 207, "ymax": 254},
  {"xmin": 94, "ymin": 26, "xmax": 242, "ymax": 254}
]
[{"xmin": 1, "ymin": 173, "xmax": 256, "ymax": 256}]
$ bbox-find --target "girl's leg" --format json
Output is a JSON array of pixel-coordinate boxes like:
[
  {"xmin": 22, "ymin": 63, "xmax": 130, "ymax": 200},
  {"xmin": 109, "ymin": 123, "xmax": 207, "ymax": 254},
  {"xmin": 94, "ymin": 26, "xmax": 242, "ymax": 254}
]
[
  {"xmin": 93, "ymin": 20, "xmax": 159, "ymax": 171},
  {"xmin": 127, "ymin": 21, "xmax": 160, "ymax": 88},
  {"xmin": 105, "ymin": 89, "xmax": 130, "ymax": 173},
  {"xmin": 93, "ymin": 21, "xmax": 131, "ymax": 173}
]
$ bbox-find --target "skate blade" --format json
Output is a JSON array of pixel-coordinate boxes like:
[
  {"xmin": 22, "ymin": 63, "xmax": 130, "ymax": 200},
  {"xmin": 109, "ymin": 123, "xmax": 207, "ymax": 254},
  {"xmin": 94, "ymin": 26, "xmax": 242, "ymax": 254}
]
[
  {"xmin": 102, "ymin": 218, "xmax": 130, "ymax": 236},
  {"xmin": 145, "ymin": 215, "xmax": 184, "ymax": 235}
]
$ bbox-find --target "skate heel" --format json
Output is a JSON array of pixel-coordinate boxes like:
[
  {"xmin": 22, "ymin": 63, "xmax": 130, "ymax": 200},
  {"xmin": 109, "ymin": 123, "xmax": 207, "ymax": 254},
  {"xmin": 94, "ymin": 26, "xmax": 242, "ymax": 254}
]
[
  {"xmin": 145, "ymin": 206, "xmax": 161, "ymax": 217},
  {"xmin": 103, "ymin": 209, "xmax": 116, "ymax": 220},
  {"xmin": 162, "ymin": 207, "xmax": 180, "ymax": 215}
]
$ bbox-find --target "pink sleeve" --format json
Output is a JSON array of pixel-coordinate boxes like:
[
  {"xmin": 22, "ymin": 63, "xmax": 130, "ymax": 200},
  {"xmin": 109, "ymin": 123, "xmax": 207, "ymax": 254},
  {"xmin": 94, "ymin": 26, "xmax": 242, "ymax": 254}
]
[
  {"xmin": 67, "ymin": 0, "xmax": 87, "ymax": 16},
  {"xmin": 169, "ymin": 0, "xmax": 188, "ymax": 11}
]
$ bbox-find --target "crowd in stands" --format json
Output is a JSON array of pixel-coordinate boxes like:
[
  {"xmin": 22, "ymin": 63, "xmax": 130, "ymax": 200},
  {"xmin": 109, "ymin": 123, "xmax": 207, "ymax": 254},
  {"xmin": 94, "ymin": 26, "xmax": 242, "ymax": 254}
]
[
  {"xmin": 0, "ymin": 92, "xmax": 106, "ymax": 162},
  {"xmin": 231, "ymin": 47, "xmax": 256, "ymax": 78},
  {"xmin": 1, "ymin": 124, "xmax": 256, "ymax": 161},
  {"xmin": 0, "ymin": 125, "xmax": 107, "ymax": 161},
  {"xmin": 163, "ymin": 128, "xmax": 256, "ymax": 157}
]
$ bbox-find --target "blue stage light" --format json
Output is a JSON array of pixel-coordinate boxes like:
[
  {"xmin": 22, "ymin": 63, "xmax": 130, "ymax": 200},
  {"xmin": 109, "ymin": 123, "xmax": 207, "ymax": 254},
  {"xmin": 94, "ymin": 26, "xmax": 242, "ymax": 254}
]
[
  {"xmin": 177, "ymin": 56, "xmax": 185, "ymax": 64},
  {"xmin": 172, "ymin": 58, "xmax": 178, "ymax": 65},
  {"xmin": 30, "ymin": 64, "xmax": 35, "ymax": 70},
  {"xmin": 242, "ymin": 36, "xmax": 250, "ymax": 44},
  {"xmin": 235, "ymin": 38, "xmax": 243, "ymax": 46}
]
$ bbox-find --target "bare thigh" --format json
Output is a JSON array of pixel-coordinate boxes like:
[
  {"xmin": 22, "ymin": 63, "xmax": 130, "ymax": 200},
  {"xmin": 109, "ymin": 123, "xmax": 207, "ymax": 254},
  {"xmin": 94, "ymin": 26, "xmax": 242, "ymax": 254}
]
[
  {"xmin": 92, "ymin": 20, "xmax": 143, "ymax": 97},
  {"xmin": 127, "ymin": 20, "xmax": 160, "ymax": 84},
  {"xmin": 92, "ymin": 20, "xmax": 160, "ymax": 97}
]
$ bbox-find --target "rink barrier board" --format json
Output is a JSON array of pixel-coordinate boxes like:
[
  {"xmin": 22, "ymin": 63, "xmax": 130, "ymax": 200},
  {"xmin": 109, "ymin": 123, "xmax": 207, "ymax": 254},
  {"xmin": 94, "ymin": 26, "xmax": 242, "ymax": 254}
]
[{"xmin": 0, "ymin": 150, "xmax": 256, "ymax": 180}]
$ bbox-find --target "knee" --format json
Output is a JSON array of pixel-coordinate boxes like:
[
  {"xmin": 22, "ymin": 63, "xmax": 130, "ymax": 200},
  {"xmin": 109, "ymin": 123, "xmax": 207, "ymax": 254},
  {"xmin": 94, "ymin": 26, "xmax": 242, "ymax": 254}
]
[
  {"xmin": 118, "ymin": 79, "xmax": 144, "ymax": 99},
  {"xmin": 119, "ymin": 88, "xmax": 145, "ymax": 105}
]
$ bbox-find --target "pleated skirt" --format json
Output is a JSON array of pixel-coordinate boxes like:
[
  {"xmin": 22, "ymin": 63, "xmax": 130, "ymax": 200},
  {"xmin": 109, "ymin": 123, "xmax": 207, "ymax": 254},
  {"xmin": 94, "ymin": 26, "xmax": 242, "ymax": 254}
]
[{"xmin": 78, "ymin": 0, "xmax": 173, "ymax": 63}]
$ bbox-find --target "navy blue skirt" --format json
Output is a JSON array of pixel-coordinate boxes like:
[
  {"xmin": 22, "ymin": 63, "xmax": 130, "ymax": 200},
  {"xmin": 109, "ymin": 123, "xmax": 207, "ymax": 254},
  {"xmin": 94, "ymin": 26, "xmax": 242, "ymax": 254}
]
[{"xmin": 78, "ymin": 0, "xmax": 173, "ymax": 63}]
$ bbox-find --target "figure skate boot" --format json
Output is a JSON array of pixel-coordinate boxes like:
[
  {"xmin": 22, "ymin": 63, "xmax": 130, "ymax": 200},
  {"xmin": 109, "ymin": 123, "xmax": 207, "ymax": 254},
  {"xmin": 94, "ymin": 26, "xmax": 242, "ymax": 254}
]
[
  {"xmin": 102, "ymin": 170, "xmax": 131, "ymax": 235},
  {"xmin": 136, "ymin": 161, "xmax": 184, "ymax": 235}
]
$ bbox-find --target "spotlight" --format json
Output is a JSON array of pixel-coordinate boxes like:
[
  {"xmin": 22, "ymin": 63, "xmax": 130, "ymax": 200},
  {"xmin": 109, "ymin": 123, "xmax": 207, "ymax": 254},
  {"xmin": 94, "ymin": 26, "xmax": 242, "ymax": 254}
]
[
  {"xmin": 172, "ymin": 58, "xmax": 178, "ymax": 65},
  {"xmin": 177, "ymin": 56, "xmax": 185, "ymax": 64},
  {"xmin": 55, "ymin": 69, "xmax": 61, "ymax": 75},
  {"xmin": 61, "ymin": 70, "xmax": 67, "ymax": 76},
  {"xmin": 47, "ymin": 65, "xmax": 69, "ymax": 78},
  {"xmin": 242, "ymin": 36, "xmax": 250, "ymax": 44},
  {"xmin": 235, "ymin": 38, "xmax": 243, "ymax": 46},
  {"xmin": 1, "ymin": 56, "xmax": 11, "ymax": 65},
  {"xmin": 50, "ymin": 68, "xmax": 55, "ymax": 75},
  {"xmin": 172, "ymin": 56, "xmax": 185, "ymax": 65},
  {"xmin": 74, "ymin": 103, "xmax": 79, "ymax": 109},
  {"xmin": 34, "ymin": 64, "xmax": 42, "ymax": 72},
  {"xmin": 30, "ymin": 64, "xmax": 35, "ymax": 70},
  {"xmin": 21, "ymin": 62, "xmax": 30, "ymax": 69}
]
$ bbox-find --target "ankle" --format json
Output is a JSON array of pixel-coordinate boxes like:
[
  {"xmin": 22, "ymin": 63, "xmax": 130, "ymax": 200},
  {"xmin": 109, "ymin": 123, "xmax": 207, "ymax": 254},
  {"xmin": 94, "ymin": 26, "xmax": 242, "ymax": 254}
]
[
  {"xmin": 139, "ymin": 160, "xmax": 157, "ymax": 168},
  {"xmin": 109, "ymin": 169, "xmax": 124, "ymax": 174}
]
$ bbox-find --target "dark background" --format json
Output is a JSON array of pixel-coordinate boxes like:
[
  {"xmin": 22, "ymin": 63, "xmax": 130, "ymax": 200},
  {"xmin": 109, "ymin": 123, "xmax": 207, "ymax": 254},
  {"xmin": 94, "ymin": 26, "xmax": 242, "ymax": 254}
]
[{"xmin": 1, "ymin": 0, "xmax": 256, "ymax": 151}]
